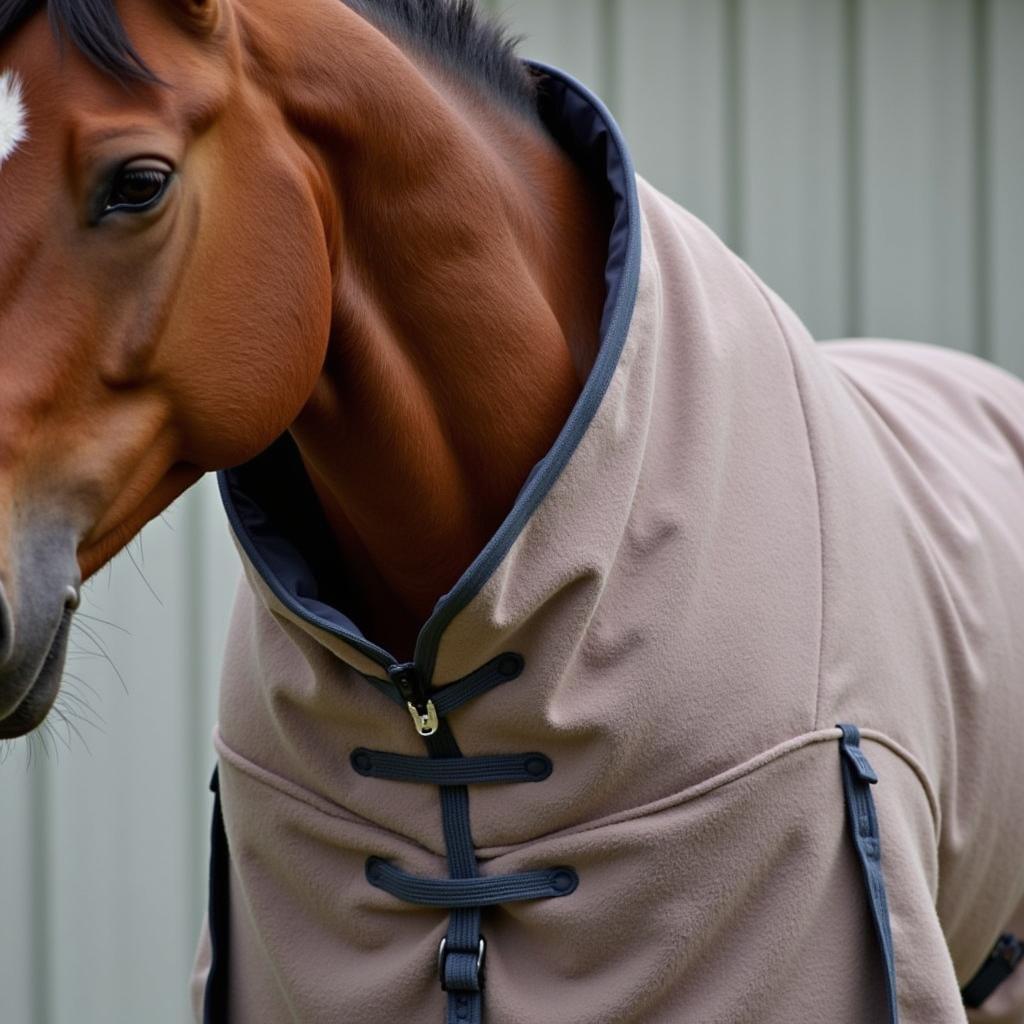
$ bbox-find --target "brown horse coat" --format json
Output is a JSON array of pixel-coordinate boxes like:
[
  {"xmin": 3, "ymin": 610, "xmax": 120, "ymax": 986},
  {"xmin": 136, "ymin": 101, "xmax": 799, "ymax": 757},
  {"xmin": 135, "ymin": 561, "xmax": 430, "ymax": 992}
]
[{"xmin": 190, "ymin": 65, "xmax": 1024, "ymax": 1023}]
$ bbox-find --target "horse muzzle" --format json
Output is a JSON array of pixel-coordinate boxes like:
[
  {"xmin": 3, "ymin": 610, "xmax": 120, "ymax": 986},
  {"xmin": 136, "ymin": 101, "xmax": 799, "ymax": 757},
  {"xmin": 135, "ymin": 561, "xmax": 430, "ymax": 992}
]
[{"xmin": 0, "ymin": 530, "xmax": 80, "ymax": 738}]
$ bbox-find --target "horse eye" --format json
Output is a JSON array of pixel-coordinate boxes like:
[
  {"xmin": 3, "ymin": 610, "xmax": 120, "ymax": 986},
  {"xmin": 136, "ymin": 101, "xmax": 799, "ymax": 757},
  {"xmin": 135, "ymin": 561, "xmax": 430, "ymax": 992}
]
[{"xmin": 103, "ymin": 163, "xmax": 173, "ymax": 215}]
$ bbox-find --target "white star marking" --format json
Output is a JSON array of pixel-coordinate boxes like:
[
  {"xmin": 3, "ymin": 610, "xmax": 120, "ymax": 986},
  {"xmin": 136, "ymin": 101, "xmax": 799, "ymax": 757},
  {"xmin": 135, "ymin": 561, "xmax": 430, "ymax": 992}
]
[{"xmin": 0, "ymin": 70, "xmax": 28, "ymax": 168}]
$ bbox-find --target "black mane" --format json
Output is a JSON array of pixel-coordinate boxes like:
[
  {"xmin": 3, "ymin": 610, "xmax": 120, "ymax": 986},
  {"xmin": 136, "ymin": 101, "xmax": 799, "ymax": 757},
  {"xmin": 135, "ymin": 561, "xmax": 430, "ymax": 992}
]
[
  {"xmin": 0, "ymin": 0, "xmax": 152, "ymax": 81},
  {"xmin": 344, "ymin": 1, "xmax": 537, "ymax": 116},
  {"xmin": 0, "ymin": 0, "xmax": 537, "ymax": 116}
]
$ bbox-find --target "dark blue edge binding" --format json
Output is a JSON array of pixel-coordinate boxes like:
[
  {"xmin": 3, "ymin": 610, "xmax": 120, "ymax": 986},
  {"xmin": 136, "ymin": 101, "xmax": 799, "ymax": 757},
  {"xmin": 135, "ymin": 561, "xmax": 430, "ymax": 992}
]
[{"xmin": 837, "ymin": 723, "xmax": 900, "ymax": 1023}]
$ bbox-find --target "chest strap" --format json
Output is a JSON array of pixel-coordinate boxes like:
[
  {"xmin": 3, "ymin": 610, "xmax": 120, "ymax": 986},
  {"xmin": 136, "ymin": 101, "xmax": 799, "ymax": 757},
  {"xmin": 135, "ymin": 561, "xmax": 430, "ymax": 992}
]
[
  {"xmin": 961, "ymin": 932, "xmax": 1024, "ymax": 1009},
  {"xmin": 359, "ymin": 654, "xmax": 571, "ymax": 1024}
]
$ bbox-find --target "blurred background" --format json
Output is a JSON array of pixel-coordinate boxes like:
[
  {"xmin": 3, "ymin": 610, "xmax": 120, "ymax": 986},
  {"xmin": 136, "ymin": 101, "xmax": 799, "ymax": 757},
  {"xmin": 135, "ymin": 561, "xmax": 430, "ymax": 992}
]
[{"xmin": 1, "ymin": 1, "xmax": 1022, "ymax": 1021}]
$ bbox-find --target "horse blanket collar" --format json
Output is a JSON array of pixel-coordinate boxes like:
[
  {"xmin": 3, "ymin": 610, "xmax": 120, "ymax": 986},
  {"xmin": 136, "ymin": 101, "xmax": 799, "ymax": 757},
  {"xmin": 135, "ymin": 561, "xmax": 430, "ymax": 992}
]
[{"xmin": 192, "ymin": 63, "xmax": 1024, "ymax": 1024}]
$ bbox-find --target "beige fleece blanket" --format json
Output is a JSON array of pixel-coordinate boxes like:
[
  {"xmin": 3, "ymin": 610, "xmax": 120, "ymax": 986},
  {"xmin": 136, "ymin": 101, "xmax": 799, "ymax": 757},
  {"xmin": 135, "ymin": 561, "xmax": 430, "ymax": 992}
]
[{"xmin": 190, "ymin": 177, "xmax": 1024, "ymax": 1024}]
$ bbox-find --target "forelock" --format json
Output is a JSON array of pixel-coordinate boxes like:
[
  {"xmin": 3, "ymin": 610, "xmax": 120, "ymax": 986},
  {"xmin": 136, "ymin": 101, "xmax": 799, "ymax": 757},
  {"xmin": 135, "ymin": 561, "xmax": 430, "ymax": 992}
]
[
  {"xmin": 0, "ymin": 1, "xmax": 537, "ymax": 118},
  {"xmin": 0, "ymin": 0, "xmax": 157, "ymax": 83}
]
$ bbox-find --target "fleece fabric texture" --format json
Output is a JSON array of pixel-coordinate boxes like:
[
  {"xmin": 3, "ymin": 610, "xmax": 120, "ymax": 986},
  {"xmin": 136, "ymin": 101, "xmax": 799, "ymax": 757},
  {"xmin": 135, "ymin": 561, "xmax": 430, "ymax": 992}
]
[{"xmin": 190, "ymin": 72, "xmax": 1024, "ymax": 1024}]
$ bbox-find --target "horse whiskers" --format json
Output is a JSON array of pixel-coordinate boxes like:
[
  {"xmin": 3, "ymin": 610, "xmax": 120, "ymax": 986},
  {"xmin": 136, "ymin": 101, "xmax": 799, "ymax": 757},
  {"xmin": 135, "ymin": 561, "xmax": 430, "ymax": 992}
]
[
  {"xmin": 69, "ymin": 618, "xmax": 128, "ymax": 695},
  {"xmin": 58, "ymin": 663, "xmax": 102, "ymax": 699},
  {"xmin": 123, "ymin": 539, "xmax": 163, "ymax": 607},
  {"xmin": 74, "ymin": 611, "xmax": 132, "ymax": 637},
  {"xmin": 45, "ymin": 710, "xmax": 73, "ymax": 755},
  {"xmin": 49, "ymin": 701, "xmax": 93, "ymax": 756},
  {"xmin": 27, "ymin": 719, "xmax": 56, "ymax": 764},
  {"xmin": 57, "ymin": 677, "xmax": 106, "ymax": 729},
  {"xmin": 66, "ymin": 648, "xmax": 114, "ymax": 665}
]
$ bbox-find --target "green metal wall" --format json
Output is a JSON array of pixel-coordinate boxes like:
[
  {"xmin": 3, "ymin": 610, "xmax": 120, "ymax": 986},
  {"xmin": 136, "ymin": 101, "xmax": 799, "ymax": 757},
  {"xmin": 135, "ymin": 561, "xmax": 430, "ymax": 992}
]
[
  {"xmin": 487, "ymin": 0, "xmax": 1024, "ymax": 372},
  {"xmin": 1, "ymin": 2, "xmax": 1021, "ymax": 1022}
]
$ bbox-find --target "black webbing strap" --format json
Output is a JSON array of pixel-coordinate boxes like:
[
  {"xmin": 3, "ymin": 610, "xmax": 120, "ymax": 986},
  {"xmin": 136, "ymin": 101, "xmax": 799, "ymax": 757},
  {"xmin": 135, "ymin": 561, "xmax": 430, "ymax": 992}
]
[
  {"xmin": 962, "ymin": 932, "xmax": 1024, "ymax": 1009},
  {"xmin": 837, "ymin": 723, "xmax": 900, "ymax": 1023},
  {"xmin": 365, "ymin": 857, "xmax": 578, "ymax": 907},
  {"xmin": 356, "ymin": 654, "xmax": 568, "ymax": 1024},
  {"xmin": 203, "ymin": 767, "xmax": 230, "ymax": 1024},
  {"xmin": 350, "ymin": 748, "xmax": 552, "ymax": 785}
]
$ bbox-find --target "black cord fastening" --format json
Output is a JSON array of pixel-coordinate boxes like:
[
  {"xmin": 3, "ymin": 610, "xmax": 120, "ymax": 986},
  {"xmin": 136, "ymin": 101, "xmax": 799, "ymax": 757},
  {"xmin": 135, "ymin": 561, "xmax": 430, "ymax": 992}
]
[
  {"xmin": 350, "ymin": 748, "xmax": 553, "ymax": 785},
  {"xmin": 359, "ymin": 651, "xmax": 575, "ymax": 1024},
  {"xmin": 497, "ymin": 654, "xmax": 523, "ymax": 677}
]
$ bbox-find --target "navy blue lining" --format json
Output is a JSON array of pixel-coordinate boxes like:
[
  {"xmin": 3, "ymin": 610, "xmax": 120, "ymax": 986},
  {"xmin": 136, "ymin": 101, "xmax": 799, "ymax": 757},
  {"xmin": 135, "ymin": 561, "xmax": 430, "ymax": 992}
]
[
  {"xmin": 217, "ymin": 61, "xmax": 642, "ymax": 680},
  {"xmin": 407, "ymin": 63, "xmax": 641, "ymax": 681},
  {"xmin": 837, "ymin": 724, "xmax": 900, "ymax": 1023}
]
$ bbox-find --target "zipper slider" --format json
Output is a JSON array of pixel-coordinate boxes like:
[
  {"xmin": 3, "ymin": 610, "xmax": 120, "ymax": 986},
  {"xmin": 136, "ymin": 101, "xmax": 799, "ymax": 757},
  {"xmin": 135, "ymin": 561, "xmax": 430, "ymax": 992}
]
[{"xmin": 388, "ymin": 663, "xmax": 439, "ymax": 737}]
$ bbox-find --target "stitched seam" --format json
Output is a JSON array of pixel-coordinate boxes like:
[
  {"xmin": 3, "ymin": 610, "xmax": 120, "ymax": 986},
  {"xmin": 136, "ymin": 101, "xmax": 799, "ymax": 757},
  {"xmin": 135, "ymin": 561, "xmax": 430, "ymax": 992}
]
[
  {"xmin": 859, "ymin": 727, "xmax": 942, "ymax": 842},
  {"xmin": 219, "ymin": 722, "xmax": 941, "ymax": 858},
  {"xmin": 219, "ymin": 727, "xmax": 842, "ymax": 851},
  {"xmin": 479, "ymin": 728, "xmax": 938, "ymax": 859},
  {"xmin": 739, "ymin": 266, "xmax": 827, "ymax": 734},
  {"xmin": 213, "ymin": 727, "xmax": 442, "ymax": 857},
  {"xmin": 476, "ymin": 728, "xmax": 846, "ymax": 855}
]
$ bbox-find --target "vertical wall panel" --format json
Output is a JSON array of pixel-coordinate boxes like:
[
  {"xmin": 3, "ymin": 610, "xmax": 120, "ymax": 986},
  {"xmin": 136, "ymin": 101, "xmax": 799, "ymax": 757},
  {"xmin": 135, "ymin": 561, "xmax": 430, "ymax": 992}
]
[
  {"xmin": 0, "ymin": 483, "xmax": 238, "ymax": 1024},
  {"xmin": 46, "ymin": 511, "xmax": 198, "ymax": 1024},
  {"xmin": 617, "ymin": 0, "xmax": 732, "ymax": 239},
  {"xmin": 739, "ymin": 0, "xmax": 850, "ymax": 340},
  {"xmin": 0, "ymin": 757, "xmax": 37, "ymax": 1024},
  {"xmin": 858, "ymin": 0, "xmax": 978, "ymax": 351},
  {"xmin": 186, "ymin": 477, "xmax": 242, "ymax": 934},
  {"xmin": 989, "ymin": 0, "xmax": 1024, "ymax": 376}
]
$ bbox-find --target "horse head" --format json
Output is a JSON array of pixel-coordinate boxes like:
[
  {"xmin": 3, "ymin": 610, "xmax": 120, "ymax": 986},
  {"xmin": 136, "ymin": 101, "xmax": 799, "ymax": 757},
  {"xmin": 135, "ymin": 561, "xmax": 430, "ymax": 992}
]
[
  {"xmin": 0, "ymin": 0, "xmax": 607, "ymax": 733},
  {"xmin": 0, "ymin": 0, "xmax": 338, "ymax": 736}
]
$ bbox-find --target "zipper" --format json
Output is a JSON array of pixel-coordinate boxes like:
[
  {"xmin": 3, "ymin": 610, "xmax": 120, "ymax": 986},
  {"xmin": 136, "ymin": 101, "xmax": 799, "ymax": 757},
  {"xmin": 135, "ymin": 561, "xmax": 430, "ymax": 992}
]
[{"xmin": 388, "ymin": 663, "xmax": 439, "ymax": 737}]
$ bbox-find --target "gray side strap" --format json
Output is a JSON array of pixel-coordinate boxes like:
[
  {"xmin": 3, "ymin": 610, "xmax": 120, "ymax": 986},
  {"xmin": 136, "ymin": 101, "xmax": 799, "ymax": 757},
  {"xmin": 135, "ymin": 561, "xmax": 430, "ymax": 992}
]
[{"xmin": 837, "ymin": 723, "xmax": 900, "ymax": 1023}]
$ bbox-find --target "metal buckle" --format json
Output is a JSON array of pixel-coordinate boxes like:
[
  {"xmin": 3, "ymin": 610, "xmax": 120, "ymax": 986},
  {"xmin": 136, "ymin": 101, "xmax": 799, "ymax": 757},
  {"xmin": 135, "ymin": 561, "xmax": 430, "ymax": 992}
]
[
  {"xmin": 995, "ymin": 933, "xmax": 1024, "ymax": 969},
  {"xmin": 437, "ymin": 936, "xmax": 486, "ymax": 991}
]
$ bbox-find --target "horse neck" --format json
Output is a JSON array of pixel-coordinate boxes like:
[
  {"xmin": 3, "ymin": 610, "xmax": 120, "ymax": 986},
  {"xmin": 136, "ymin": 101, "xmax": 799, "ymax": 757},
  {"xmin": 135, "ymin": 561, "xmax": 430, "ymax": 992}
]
[{"xmin": 244, "ymin": 0, "xmax": 609, "ymax": 658}]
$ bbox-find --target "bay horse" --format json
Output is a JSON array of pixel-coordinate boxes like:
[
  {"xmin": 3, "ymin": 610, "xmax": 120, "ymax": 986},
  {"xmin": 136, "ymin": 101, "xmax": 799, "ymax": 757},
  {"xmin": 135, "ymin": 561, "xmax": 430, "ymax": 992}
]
[{"xmin": 1, "ymin": 1, "xmax": 1023, "ymax": 1022}]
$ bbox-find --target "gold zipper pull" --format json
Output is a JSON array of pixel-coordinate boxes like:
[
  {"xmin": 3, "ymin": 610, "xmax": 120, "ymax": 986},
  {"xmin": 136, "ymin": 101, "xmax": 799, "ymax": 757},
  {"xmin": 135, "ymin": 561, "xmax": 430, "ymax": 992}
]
[
  {"xmin": 389, "ymin": 663, "xmax": 439, "ymax": 737},
  {"xmin": 406, "ymin": 699, "xmax": 439, "ymax": 737}
]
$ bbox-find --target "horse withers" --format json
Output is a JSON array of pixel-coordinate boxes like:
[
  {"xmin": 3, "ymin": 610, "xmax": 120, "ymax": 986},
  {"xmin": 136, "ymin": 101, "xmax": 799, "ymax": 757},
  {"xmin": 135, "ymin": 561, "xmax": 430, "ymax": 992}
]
[{"xmin": 1, "ymin": 2, "xmax": 1023, "ymax": 1022}]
